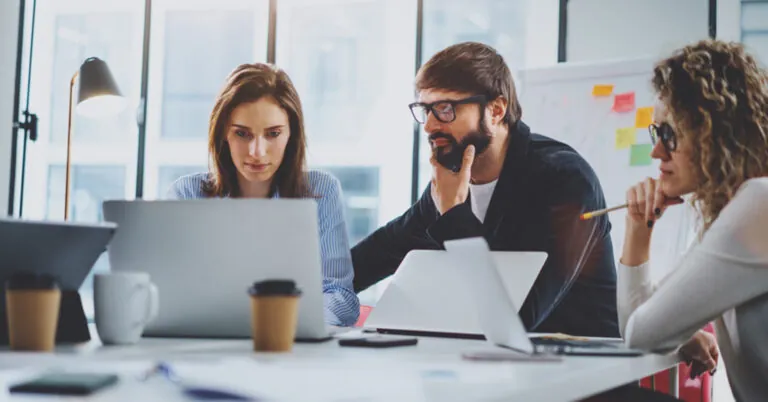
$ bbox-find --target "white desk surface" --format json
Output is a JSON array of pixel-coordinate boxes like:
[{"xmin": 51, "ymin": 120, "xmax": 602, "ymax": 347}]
[{"xmin": 0, "ymin": 329, "xmax": 679, "ymax": 402}]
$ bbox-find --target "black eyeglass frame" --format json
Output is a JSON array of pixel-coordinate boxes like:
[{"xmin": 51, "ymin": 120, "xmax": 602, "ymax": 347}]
[
  {"xmin": 408, "ymin": 94, "xmax": 487, "ymax": 124},
  {"xmin": 648, "ymin": 123, "xmax": 677, "ymax": 153}
]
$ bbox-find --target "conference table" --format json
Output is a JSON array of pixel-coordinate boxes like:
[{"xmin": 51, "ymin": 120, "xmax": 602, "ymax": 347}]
[{"xmin": 0, "ymin": 326, "xmax": 680, "ymax": 401}]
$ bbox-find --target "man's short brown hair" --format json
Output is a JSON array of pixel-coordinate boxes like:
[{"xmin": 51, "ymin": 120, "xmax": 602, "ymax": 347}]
[{"xmin": 415, "ymin": 42, "xmax": 522, "ymax": 126}]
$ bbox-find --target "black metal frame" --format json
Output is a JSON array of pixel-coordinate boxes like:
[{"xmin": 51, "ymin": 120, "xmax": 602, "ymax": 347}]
[
  {"xmin": 7, "ymin": 0, "xmax": 26, "ymax": 216},
  {"xmin": 558, "ymin": 0, "xmax": 568, "ymax": 63},
  {"xmin": 410, "ymin": 0, "xmax": 424, "ymax": 203},
  {"xmin": 134, "ymin": 0, "xmax": 152, "ymax": 198},
  {"xmin": 8, "ymin": 0, "xmax": 38, "ymax": 216}
]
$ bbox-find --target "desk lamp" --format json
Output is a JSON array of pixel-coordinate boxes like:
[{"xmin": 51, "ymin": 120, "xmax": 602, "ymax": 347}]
[{"xmin": 64, "ymin": 57, "xmax": 126, "ymax": 220}]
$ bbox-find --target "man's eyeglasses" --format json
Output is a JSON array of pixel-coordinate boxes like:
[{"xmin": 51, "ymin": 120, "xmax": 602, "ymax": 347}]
[
  {"xmin": 408, "ymin": 95, "xmax": 487, "ymax": 124},
  {"xmin": 649, "ymin": 123, "xmax": 677, "ymax": 153}
]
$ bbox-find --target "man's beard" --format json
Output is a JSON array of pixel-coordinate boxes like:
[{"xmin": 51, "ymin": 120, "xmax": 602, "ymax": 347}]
[{"xmin": 429, "ymin": 116, "xmax": 492, "ymax": 172}]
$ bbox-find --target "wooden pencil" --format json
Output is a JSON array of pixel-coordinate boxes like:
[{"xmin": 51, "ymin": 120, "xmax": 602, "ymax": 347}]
[{"xmin": 579, "ymin": 203, "xmax": 629, "ymax": 220}]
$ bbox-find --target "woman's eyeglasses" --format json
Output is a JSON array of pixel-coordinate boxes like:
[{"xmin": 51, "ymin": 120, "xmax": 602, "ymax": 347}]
[
  {"xmin": 408, "ymin": 95, "xmax": 487, "ymax": 124},
  {"xmin": 648, "ymin": 123, "xmax": 677, "ymax": 153}
]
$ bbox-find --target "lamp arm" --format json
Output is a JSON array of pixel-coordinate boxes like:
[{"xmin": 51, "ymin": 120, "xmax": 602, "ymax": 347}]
[{"xmin": 64, "ymin": 70, "xmax": 79, "ymax": 221}]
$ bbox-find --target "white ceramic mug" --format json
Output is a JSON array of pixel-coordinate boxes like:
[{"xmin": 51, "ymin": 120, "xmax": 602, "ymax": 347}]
[{"xmin": 94, "ymin": 272, "xmax": 159, "ymax": 345}]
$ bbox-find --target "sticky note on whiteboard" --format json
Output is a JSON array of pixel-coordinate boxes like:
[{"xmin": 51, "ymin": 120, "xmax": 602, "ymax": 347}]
[
  {"xmin": 635, "ymin": 107, "xmax": 654, "ymax": 128},
  {"xmin": 612, "ymin": 92, "xmax": 635, "ymax": 113},
  {"xmin": 630, "ymin": 144, "xmax": 653, "ymax": 166},
  {"xmin": 592, "ymin": 84, "xmax": 614, "ymax": 97},
  {"xmin": 615, "ymin": 127, "xmax": 636, "ymax": 149}
]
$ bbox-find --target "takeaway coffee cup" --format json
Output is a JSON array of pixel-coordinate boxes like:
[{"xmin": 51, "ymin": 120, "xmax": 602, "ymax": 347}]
[
  {"xmin": 248, "ymin": 279, "xmax": 301, "ymax": 352},
  {"xmin": 5, "ymin": 273, "xmax": 61, "ymax": 351}
]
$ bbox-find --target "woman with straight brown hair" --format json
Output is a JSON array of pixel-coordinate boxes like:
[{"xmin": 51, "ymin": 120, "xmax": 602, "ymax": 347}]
[{"xmin": 168, "ymin": 63, "xmax": 359, "ymax": 327}]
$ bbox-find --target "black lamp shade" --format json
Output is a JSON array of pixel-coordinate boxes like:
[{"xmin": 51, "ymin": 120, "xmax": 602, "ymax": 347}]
[{"xmin": 76, "ymin": 57, "xmax": 126, "ymax": 117}]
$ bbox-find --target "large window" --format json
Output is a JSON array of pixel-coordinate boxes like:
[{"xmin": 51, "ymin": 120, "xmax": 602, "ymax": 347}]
[
  {"xmin": 319, "ymin": 166, "xmax": 380, "ymax": 245},
  {"xmin": 422, "ymin": 0, "xmax": 527, "ymax": 63},
  {"xmin": 161, "ymin": 11, "xmax": 257, "ymax": 140},
  {"xmin": 142, "ymin": 0, "xmax": 269, "ymax": 199},
  {"xmin": 742, "ymin": 1, "xmax": 768, "ymax": 64},
  {"xmin": 49, "ymin": 14, "xmax": 137, "ymax": 145},
  {"xmin": 19, "ymin": 1, "xmax": 143, "ymax": 221},
  {"xmin": 16, "ymin": 0, "xmax": 144, "ymax": 318},
  {"xmin": 276, "ymin": 0, "xmax": 417, "ymax": 304},
  {"xmin": 46, "ymin": 165, "xmax": 126, "ymax": 222}
]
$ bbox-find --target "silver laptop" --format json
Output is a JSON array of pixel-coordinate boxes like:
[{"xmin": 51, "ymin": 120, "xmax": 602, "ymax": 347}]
[
  {"xmin": 364, "ymin": 249, "xmax": 547, "ymax": 338},
  {"xmin": 102, "ymin": 198, "xmax": 330, "ymax": 340},
  {"xmin": 444, "ymin": 237, "xmax": 645, "ymax": 357}
]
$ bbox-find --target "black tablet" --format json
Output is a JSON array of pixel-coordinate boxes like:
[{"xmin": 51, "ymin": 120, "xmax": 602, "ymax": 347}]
[{"xmin": 0, "ymin": 217, "xmax": 117, "ymax": 290}]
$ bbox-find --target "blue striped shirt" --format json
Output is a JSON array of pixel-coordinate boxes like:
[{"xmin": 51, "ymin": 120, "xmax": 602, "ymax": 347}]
[{"xmin": 167, "ymin": 170, "xmax": 360, "ymax": 327}]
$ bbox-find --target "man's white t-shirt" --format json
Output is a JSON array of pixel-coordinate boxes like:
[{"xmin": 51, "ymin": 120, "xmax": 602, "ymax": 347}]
[{"xmin": 469, "ymin": 179, "xmax": 498, "ymax": 223}]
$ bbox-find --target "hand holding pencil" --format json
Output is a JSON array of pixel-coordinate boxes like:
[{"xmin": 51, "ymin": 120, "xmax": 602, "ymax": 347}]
[{"xmin": 581, "ymin": 178, "xmax": 684, "ymax": 228}]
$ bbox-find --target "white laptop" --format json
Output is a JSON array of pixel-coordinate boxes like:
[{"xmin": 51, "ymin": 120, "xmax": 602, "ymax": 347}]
[
  {"xmin": 102, "ymin": 198, "xmax": 330, "ymax": 340},
  {"xmin": 444, "ymin": 237, "xmax": 645, "ymax": 357},
  {"xmin": 363, "ymin": 249, "xmax": 547, "ymax": 338}
]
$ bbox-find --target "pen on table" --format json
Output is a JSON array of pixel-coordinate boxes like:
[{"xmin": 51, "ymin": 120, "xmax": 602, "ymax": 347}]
[{"xmin": 141, "ymin": 362, "xmax": 255, "ymax": 401}]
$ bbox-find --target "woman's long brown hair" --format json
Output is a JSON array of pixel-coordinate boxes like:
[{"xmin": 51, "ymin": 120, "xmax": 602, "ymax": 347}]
[{"xmin": 202, "ymin": 63, "xmax": 309, "ymax": 198}]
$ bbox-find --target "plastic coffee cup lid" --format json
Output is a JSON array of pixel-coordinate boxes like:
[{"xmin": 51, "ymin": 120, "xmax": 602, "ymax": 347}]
[
  {"xmin": 248, "ymin": 279, "xmax": 301, "ymax": 297},
  {"xmin": 5, "ymin": 273, "xmax": 59, "ymax": 291}
]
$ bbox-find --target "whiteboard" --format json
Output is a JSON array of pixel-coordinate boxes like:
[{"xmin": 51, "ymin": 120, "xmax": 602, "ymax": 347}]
[{"xmin": 517, "ymin": 58, "xmax": 696, "ymax": 281}]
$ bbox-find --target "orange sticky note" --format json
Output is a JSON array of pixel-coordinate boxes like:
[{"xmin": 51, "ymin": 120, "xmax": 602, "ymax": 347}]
[
  {"xmin": 615, "ymin": 127, "xmax": 637, "ymax": 150},
  {"xmin": 592, "ymin": 84, "xmax": 614, "ymax": 97},
  {"xmin": 612, "ymin": 92, "xmax": 635, "ymax": 113},
  {"xmin": 635, "ymin": 107, "xmax": 654, "ymax": 128}
]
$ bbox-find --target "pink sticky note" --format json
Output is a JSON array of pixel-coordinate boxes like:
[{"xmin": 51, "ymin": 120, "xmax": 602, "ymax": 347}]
[{"xmin": 612, "ymin": 92, "xmax": 636, "ymax": 113}]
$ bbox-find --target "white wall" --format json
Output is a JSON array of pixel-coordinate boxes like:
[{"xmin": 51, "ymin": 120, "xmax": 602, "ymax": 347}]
[
  {"xmin": 567, "ymin": 0, "xmax": 710, "ymax": 62},
  {"xmin": 0, "ymin": 0, "xmax": 21, "ymax": 216}
]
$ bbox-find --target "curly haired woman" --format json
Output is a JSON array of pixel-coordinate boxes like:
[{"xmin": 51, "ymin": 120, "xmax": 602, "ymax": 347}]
[{"xmin": 617, "ymin": 39, "xmax": 768, "ymax": 401}]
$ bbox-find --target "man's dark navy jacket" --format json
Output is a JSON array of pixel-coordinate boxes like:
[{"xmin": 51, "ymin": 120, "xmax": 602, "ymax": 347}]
[{"xmin": 351, "ymin": 121, "xmax": 620, "ymax": 337}]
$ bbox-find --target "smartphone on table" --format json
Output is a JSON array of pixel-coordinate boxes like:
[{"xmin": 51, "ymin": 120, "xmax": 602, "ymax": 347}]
[
  {"xmin": 9, "ymin": 372, "xmax": 119, "ymax": 396},
  {"xmin": 338, "ymin": 335, "xmax": 418, "ymax": 348}
]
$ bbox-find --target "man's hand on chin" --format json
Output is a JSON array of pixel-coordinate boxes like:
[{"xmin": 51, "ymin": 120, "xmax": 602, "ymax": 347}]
[{"xmin": 430, "ymin": 145, "xmax": 475, "ymax": 215}]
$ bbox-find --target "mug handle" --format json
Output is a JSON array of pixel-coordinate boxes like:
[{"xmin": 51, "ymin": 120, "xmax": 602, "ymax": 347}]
[{"xmin": 142, "ymin": 282, "xmax": 160, "ymax": 326}]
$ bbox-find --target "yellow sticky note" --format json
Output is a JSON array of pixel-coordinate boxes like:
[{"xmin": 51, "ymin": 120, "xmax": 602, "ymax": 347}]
[
  {"xmin": 635, "ymin": 107, "xmax": 654, "ymax": 128},
  {"xmin": 592, "ymin": 84, "xmax": 614, "ymax": 97},
  {"xmin": 615, "ymin": 127, "xmax": 637, "ymax": 149}
]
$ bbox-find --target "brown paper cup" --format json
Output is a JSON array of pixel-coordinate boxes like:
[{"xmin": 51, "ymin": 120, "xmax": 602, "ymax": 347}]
[
  {"xmin": 6, "ymin": 289, "xmax": 61, "ymax": 351},
  {"xmin": 250, "ymin": 295, "xmax": 299, "ymax": 352}
]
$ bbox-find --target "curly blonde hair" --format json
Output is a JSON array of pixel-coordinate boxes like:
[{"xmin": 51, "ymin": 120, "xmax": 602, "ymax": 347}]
[{"xmin": 652, "ymin": 39, "xmax": 768, "ymax": 231}]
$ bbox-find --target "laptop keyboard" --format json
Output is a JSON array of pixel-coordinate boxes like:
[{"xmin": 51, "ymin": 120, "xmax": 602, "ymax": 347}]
[{"xmin": 530, "ymin": 337, "xmax": 619, "ymax": 348}]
